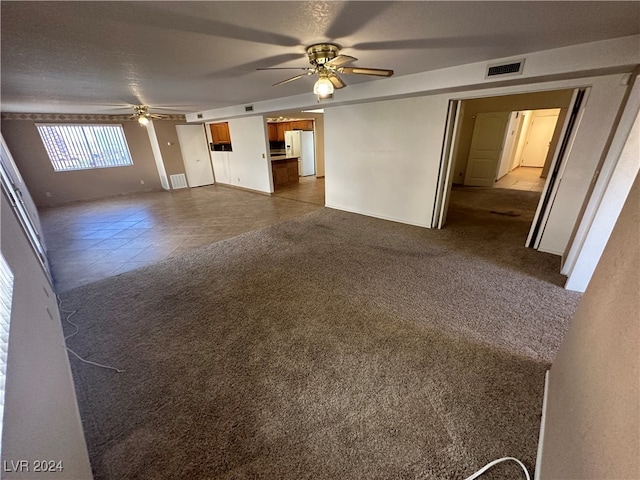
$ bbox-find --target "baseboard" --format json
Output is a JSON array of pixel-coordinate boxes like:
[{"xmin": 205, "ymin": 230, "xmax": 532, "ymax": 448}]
[
  {"xmin": 324, "ymin": 204, "xmax": 430, "ymax": 229},
  {"xmin": 534, "ymin": 370, "xmax": 550, "ymax": 480}
]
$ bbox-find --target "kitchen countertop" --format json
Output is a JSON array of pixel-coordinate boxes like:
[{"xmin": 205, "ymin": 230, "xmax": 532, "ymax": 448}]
[{"xmin": 270, "ymin": 155, "xmax": 299, "ymax": 162}]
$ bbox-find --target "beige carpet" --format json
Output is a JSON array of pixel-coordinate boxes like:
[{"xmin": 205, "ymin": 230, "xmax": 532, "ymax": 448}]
[{"xmin": 61, "ymin": 187, "xmax": 581, "ymax": 479}]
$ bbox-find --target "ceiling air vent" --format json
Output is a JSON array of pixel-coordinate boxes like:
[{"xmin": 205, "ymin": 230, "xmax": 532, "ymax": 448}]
[
  {"xmin": 485, "ymin": 59, "xmax": 525, "ymax": 79},
  {"xmin": 245, "ymin": 105, "xmax": 254, "ymax": 112}
]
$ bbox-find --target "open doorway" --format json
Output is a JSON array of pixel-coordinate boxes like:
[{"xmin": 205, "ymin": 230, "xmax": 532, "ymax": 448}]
[
  {"xmin": 434, "ymin": 88, "xmax": 586, "ymax": 251},
  {"xmin": 264, "ymin": 109, "xmax": 326, "ymax": 205},
  {"xmin": 493, "ymin": 108, "xmax": 561, "ymax": 192}
]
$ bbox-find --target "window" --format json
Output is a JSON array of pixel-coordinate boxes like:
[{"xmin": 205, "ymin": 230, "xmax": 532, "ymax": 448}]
[
  {"xmin": 0, "ymin": 253, "xmax": 14, "ymax": 460},
  {"xmin": 36, "ymin": 124, "xmax": 134, "ymax": 172}
]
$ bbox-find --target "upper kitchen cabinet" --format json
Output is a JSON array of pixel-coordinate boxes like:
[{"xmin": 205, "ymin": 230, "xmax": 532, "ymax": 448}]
[
  {"xmin": 268, "ymin": 120, "xmax": 314, "ymax": 142},
  {"xmin": 291, "ymin": 120, "xmax": 314, "ymax": 131},
  {"xmin": 268, "ymin": 123, "xmax": 278, "ymax": 142},
  {"xmin": 210, "ymin": 122, "xmax": 231, "ymax": 144},
  {"xmin": 275, "ymin": 122, "xmax": 290, "ymax": 141}
]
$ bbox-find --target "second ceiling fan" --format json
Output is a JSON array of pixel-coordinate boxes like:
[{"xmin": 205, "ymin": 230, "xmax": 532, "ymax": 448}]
[{"xmin": 258, "ymin": 43, "xmax": 394, "ymax": 97}]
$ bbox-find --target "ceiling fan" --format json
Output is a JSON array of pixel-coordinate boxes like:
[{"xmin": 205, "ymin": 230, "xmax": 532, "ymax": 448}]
[
  {"xmin": 130, "ymin": 105, "xmax": 168, "ymax": 125},
  {"xmin": 257, "ymin": 43, "xmax": 394, "ymax": 98}
]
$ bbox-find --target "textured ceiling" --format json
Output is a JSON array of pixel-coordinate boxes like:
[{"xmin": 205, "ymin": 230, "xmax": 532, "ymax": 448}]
[{"xmin": 1, "ymin": 1, "xmax": 638, "ymax": 115}]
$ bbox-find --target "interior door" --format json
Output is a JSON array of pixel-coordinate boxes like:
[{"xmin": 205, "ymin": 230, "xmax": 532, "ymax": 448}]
[
  {"xmin": 520, "ymin": 109, "xmax": 560, "ymax": 167},
  {"xmin": 176, "ymin": 125, "xmax": 214, "ymax": 188},
  {"xmin": 463, "ymin": 112, "xmax": 510, "ymax": 187},
  {"xmin": 496, "ymin": 112, "xmax": 521, "ymax": 179}
]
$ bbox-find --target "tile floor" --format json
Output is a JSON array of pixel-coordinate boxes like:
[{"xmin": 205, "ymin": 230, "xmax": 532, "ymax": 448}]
[
  {"xmin": 272, "ymin": 176, "xmax": 326, "ymax": 205},
  {"xmin": 42, "ymin": 178, "xmax": 325, "ymax": 292},
  {"xmin": 494, "ymin": 167, "xmax": 546, "ymax": 192}
]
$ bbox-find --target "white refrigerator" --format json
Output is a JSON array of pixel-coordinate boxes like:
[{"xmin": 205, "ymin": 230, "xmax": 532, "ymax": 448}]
[{"xmin": 284, "ymin": 130, "xmax": 315, "ymax": 176}]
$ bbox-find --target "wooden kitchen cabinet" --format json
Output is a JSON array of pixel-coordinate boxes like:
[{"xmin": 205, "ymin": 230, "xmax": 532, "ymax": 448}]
[
  {"xmin": 268, "ymin": 120, "xmax": 314, "ymax": 142},
  {"xmin": 210, "ymin": 122, "xmax": 231, "ymax": 144},
  {"xmin": 276, "ymin": 122, "xmax": 292, "ymax": 140},
  {"xmin": 291, "ymin": 120, "xmax": 314, "ymax": 131},
  {"xmin": 268, "ymin": 123, "xmax": 278, "ymax": 142},
  {"xmin": 271, "ymin": 158, "xmax": 299, "ymax": 189}
]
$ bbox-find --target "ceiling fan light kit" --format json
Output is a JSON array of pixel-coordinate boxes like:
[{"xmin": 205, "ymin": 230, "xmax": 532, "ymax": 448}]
[
  {"xmin": 313, "ymin": 75, "xmax": 334, "ymax": 96},
  {"xmin": 257, "ymin": 43, "xmax": 393, "ymax": 99},
  {"xmin": 131, "ymin": 105, "xmax": 168, "ymax": 125}
]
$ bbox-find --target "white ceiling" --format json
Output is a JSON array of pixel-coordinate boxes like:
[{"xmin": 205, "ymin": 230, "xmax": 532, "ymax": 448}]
[{"xmin": 2, "ymin": 1, "xmax": 638, "ymax": 115}]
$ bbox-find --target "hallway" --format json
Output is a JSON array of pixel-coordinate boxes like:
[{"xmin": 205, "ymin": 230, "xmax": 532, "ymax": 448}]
[{"xmin": 494, "ymin": 167, "xmax": 545, "ymax": 192}]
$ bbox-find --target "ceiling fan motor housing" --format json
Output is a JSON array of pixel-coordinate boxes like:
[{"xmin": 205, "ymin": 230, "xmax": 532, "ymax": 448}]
[
  {"xmin": 134, "ymin": 105, "xmax": 148, "ymax": 115},
  {"xmin": 306, "ymin": 43, "xmax": 340, "ymax": 66}
]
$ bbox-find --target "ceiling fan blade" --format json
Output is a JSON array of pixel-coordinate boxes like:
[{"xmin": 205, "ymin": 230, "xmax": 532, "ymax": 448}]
[
  {"xmin": 328, "ymin": 73, "xmax": 346, "ymax": 89},
  {"xmin": 147, "ymin": 106, "xmax": 193, "ymax": 112},
  {"xmin": 256, "ymin": 67, "xmax": 312, "ymax": 71},
  {"xmin": 325, "ymin": 54, "xmax": 357, "ymax": 68},
  {"xmin": 273, "ymin": 74, "xmax": 307, "ymax": 86},
  {"xmin": 340, "ymin": 67, "xmax": 394, "ymax": 77}
]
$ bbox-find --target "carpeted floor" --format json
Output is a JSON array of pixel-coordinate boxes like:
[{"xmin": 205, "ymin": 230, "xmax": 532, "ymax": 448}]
[{"xmin": 60, "ymin": 187, "xmax": 581, "ymax": 479}]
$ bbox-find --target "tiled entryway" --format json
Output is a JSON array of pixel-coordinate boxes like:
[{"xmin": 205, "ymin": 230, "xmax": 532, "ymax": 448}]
[
  {"xmin": 42, "ymin": 183, "xmax": 324, "ymax": 292},
  {"xmin": 494, "ymin": 167, "xmax": 546, "ymax": 192}
]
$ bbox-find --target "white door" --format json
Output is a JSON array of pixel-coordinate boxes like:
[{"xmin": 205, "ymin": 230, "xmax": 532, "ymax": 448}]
[
  {"xmin": 463, "ymin": 112, "xmax": 510, "ymax": 187},
  {"xmin": 496, "ymin": 111, "xmax": 521, "ymax": 180},
  {"xmin": 519, "ymin": 109, "xmax": 560, "ymax": 167},
  {"xmin": 176, "ymin": 125, "xmax": 214, "ymax": 187}
]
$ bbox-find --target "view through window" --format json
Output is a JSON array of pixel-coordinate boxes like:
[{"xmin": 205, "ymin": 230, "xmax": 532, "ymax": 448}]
[
  {"xmin": 0, "ymin": 254, "xmax": 14, "ymax": 460},
  {"xmin": 36, "ymin": 124, "xmax": 133, "ymax": 172}
]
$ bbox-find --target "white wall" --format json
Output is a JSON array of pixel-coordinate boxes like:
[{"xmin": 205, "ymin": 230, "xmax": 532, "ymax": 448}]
[
  {"xmin": 324, "ymin": 95, "xmax": 449, "ymax": 227},
  {"xmin": 210, "ymin": 152, "xmax": 230, "ymax": 184},
  {"xmin": 537, "ymin": 75, "xmax": 629, "ymax": 255},
  {"xmin": 1, "ymin": 194, "xmax": 93, "ymax": 479},
  {"xmin": 564, "ymin": 108, "xmax": 640, "ymax": 291},
  {"xmin": 209, "ymin": 117, "xmax": 272, "ymax": 193},
  {"xmin": 312, "ymin": 115, "xmax": 325, "ymax": 178}
]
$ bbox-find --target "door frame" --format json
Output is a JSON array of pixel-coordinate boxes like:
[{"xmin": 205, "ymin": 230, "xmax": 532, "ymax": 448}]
[
  {"xmin": 526, "ymin": 88, "xmax": 588, "ymax": 248},
  {"xmin": 432, "ymin": 100, "xmax": 460, "ymax": 228},
  {"xmin": 432, "ymin": 87, "xmax": 588, "ymax": 252}
]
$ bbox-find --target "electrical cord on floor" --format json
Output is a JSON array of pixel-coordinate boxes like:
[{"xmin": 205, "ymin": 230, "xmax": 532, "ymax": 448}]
[
  {"xmin": 464, "ymin": 457, "xmax": 531, "ymax": 480},
  {"xmin": 58, "ymin": 295, "xmax": 124, "ymax": 373}
]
